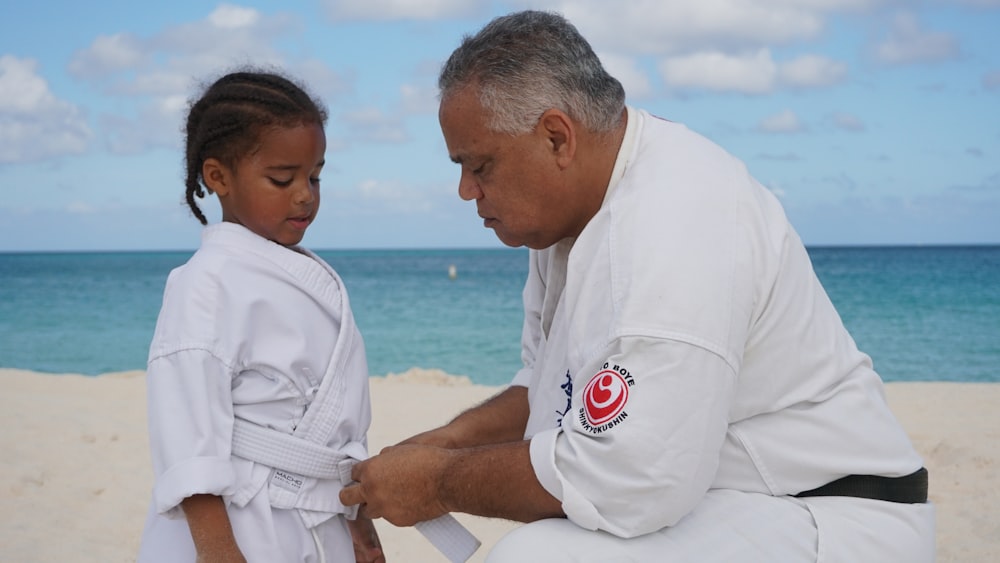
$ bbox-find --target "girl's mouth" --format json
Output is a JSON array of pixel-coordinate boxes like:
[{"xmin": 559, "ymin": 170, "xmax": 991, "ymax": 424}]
[{"xmin": 288, "ymin": 215, "xmax": 312, "ymax": 230}]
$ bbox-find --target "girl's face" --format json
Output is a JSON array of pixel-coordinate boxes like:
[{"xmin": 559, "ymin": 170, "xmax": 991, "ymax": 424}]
[{"xmin": 208, "ymin": 122, "xmax": 326, "ymax": 247}]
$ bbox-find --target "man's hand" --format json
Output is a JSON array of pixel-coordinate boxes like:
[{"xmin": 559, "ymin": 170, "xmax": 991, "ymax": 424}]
[
  {"xmin": 339, "ymin": 387, "xmax": 562, "ymax": 526},
  {"xmin": 341, "ymin": 439, "xmax": 564, "ymax": 526},
  {"xmin": 340, "ymin": 444, "xmax": 453, "ymax": 527}
]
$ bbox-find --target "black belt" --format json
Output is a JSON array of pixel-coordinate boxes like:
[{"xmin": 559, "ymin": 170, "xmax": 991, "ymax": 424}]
[{"xmin": 794, "ymin": 467, "xmax": 928, "ymax": 504}]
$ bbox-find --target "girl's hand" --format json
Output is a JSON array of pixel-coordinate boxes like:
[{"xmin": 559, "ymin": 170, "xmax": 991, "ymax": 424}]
[
  {"xmin": 194, "ymin": 542, "xmax": 246, "ymax": 563},
  {"xmin": 348, "ymin": 515, "xmax": 386, "ymax": 563}
]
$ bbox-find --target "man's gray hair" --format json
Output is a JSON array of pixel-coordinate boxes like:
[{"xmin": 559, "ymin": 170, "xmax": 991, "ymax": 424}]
[{"xmin": 439, "ymin": 10, "xmax": 626, "ymax": 135}]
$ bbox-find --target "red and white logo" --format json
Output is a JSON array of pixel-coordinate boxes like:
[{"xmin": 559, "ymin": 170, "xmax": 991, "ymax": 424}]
[{"xmin": 583, "ymin": 369, "xmax": 630, "ymax": 426}]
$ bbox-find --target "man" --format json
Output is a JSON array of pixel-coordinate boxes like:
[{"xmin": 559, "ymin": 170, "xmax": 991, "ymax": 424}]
[{"xmin": 341, "ymin": 10, "xmax": 935, "ymax": 561}]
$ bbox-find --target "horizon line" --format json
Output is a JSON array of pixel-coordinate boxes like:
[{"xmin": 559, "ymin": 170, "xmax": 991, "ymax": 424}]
[{"xmin": 2, "ymin": 242, "xmax": 1000, "ymax": 255}]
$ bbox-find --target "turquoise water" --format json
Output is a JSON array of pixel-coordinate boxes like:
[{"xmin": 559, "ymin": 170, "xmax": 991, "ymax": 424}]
[{"xmin": 1, "ymin": 246, "xmax": 997, "ymax": 385}]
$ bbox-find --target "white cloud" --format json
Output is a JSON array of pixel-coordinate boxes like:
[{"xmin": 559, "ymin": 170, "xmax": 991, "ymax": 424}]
[
  {"xmin": 125, "ymin": 70, "xmax": 197, "ymax": 97},
  {"xmin": 778, "ymin": 54, "xmax": 848, "ymax": 88},
  {"xmin": 101, "ymin": 99, "xmax": 185, "ymax": 155},
  {"xmin": 0, "ymin": 56, "xmax": 91, "ymax": 163},
  {"xmin": 0, "ymin": 56, "xmax": 52, "ymax": 114},
  {"xmin": 67, "ymin": 33, "xmax": 145, "ymax": 78},
  {"xmin": 66, "ymin": 202, "xmax": 97, "ymax": 214},
  {"xmin": 343, "ymin": 107, "xmax": 409, "ymax": 143},
  {"xmin": 598, "ymin": 52, "xmax": 653, "ymax": 99},
  {"xmin": 872, "ymin": 12, "xmax": 960, "ymax": 65},
  {"xmin": 400, "ymin": 83, "xmax": 440, "ymax": 115},
  {"xmin": 354, "ymin": 178, "xmax": 433, "ymax": 212},
  {"xmin": 831, "ymin": 112, "xmax": 866, "ymax": 132},
  {"xmin": 147, "ymin": 8, "xmax": 296, "ymax": 73},
  {"xmin": 757, "ymin": 109, "xmax": 805, "ymax": 133},
  {"xmin": 67, "ymin": 7, "xmax": 293, "ymax": 102},
  {"xmin": 208, "ymin": 4, "xmax": 262, "ymax": 29},
  {"xmin": 323, "ymin": 0, "xmax": 481, "ymax": 20},
  {"xmin": 157, "ymin": 94, "xmax": 189, "ymax": 116},
  {"xmin": 660, "ymin": 49, "xmax": 777, "ymax": 94},
  {"xmin": 292, "ymin": 60, "xmax": 354, "ymax": 102},
  {"xmin": 535, "ymin": 0, "xmax": 864, "ymax": 55},
  {"xmin": 658, "ymin": 47, "xmax": 851, "ymax": 95},
  {"xmin": 58, "ymin": 7, "xmax": 351, "ymax": 156}
]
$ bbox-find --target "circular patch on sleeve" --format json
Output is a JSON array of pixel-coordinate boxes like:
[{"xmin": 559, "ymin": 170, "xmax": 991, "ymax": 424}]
[{"xmin": 583, "ymin": 369, "xmax": 630, "ymax": 426}]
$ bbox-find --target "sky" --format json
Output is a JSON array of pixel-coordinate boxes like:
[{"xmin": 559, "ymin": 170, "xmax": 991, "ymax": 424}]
[{"xmin": 1, "ymin": 0, "xmax": 998, "ymax": 252}]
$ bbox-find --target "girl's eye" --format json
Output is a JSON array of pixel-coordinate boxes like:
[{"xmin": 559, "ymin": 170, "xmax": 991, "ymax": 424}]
[
  {"xmin": 310, "ymin": 177, "xmax": 321, "ymax": 185},
  {"xmin": 269, "ymin": 177, "xmax": 294, "ymax": 187}
]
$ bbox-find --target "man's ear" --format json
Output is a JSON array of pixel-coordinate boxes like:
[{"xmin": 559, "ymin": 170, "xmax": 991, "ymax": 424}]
[
  {"xmin": 202, "ymin": 158, "xmax": 230, "ymax": 197},
  {"xmin": 538, "ymin": 109, "xmax": 576, "ymax": 169}
]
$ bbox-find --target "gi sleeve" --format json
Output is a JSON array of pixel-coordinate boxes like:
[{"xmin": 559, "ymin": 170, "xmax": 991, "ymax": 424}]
[
  {"xmin": 146, "ymin": 348, "xmax": 239, "ymax": 518},
  {"xmin": 529, "ymin": 336, "xmax": 737, "ymax": 538}
]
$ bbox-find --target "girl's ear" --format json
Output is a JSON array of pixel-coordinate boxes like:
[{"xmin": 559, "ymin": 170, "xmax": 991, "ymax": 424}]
[{"xmin": 202, "ymin": 158, "xmax": 230, "ymax": 197}]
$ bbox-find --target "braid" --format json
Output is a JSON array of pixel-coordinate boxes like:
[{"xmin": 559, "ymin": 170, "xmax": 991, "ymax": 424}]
[{"xmin": 182, "ymin": 68, "xmax": 328, "ymax": 224}]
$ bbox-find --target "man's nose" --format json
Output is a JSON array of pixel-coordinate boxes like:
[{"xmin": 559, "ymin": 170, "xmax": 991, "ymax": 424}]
[{"xmin": 457, "ymin": 171, "xmax": 482, "ymax": 201}]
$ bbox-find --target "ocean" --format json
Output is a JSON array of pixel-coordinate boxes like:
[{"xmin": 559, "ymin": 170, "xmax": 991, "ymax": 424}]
[{"xmin": 1, "ymin": 245, "xmax": 997, "ymax": 386}]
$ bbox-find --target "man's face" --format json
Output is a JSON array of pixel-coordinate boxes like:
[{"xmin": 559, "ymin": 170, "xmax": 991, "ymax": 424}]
[{"xmin": 438, "ymin": 87, "xmax": 583, "ymax": 249}]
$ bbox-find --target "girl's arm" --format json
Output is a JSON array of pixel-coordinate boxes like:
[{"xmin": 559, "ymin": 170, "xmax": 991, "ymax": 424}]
[
  {"xmin": 348, "ymin": 515, "xmax": 386, "ymax": 563},
  {"xmin": 181, "ymin": 494, "xmax": 246, "ymax": 563}
]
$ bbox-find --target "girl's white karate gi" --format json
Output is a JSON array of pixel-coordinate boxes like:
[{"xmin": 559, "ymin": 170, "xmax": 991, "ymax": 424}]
[
  {"xmin": 488, "ymin": 108, "xmax": 935, "ymax": 562},
  {"xmin": 138, "ymin": 223, "xmax": 370, "ymax": 562}
]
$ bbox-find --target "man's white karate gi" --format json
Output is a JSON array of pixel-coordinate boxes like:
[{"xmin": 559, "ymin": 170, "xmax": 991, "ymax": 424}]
[{"xmin": 488, "ymin": 108, "xmax": 935, "ymax": 562}]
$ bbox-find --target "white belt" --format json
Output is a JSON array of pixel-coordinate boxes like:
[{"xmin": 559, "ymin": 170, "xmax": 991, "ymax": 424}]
[
  {"xmin": 232, "ymin": 417, "xmax": 346, "ymax": 479},
  {"xmin": 231, "ymin": 418, "xmax": 481, "ymax": 562}
]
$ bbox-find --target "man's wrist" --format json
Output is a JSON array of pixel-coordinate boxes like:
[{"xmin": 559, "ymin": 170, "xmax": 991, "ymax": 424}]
[{"xmin": 435, "ymin": 447, "xmax": 462, "ymax": 514}]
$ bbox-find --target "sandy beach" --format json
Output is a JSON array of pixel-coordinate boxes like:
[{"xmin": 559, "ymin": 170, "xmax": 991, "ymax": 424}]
[{"xmin": 1, "ymin": 367, "xmax": 996, "ymax": 562}]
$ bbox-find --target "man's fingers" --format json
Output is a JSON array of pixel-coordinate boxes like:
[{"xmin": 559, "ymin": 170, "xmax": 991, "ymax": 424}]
[
  {"xmin": 339, "ymin": 483, "xmax": 363, "ymax": 506},
  {"xmin": 358, "ymin": 503, "xmax": 380, "ymax": 520},
  {"xmin": 341, "ymin": 484, "xmax": 382, "ymax": 520},
  {"xmin": 351, "ymin": 459, "xmax": 365, "ymax": 481}
]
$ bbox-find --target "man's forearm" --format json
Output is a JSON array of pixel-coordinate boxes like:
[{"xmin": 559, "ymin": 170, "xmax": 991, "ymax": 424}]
[
  {"xmin": 440, "ymin": 439, "xmax": 564, "ymax": 523},
  {"xmin": 341, "ymin": 386, "xmax": 557, "ymax": 526},
  {"xmin": 405, "ymin": 385, "xmax": 531, "ymax": 449}
]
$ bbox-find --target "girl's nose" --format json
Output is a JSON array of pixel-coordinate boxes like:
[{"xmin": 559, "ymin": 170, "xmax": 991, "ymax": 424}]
[{"xmin": 295, "ymin": 180, "xmax": 316, "ymax": 204}]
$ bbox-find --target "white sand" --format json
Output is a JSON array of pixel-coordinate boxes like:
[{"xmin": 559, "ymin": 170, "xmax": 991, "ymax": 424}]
[{"xmin": 0, "ymin": 367, "xmax": 996, "ymax": 562}]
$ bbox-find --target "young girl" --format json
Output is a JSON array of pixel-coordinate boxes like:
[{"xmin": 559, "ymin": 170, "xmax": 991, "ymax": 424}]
[{"xmin": 137, "ymin": 69, "xmax": 384, "ymax": 563}]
